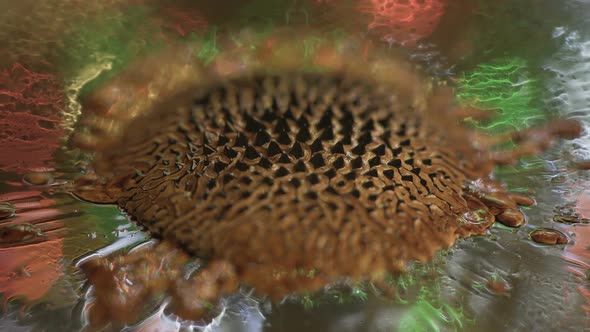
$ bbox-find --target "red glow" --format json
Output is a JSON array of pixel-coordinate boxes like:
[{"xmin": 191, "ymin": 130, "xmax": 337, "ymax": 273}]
[
  {"xmin": 560, "ymin": 186, "xmax": 590, "ymax": 327},
  {"xmin": 0, "ymin": 63, "xmax": 65, "ymax": 173},
  {"xmin": 576, "ymin": 190, "xmax": 590, "ymax": 219},
  {"xmin": 562, "ymin": 224, "xmax": 590, "ymax": 327},
  {"xmin": 0, "ymin": 239, "xmax": 64, "ymax": 303},
  {"xmin": 5, "ymin": 209, "xmax": 64, "ymax": 226},
  {"xmin": 0, "ymin": 191, "xmax": 43, "ymax": 202},
  {"xmin": 359, "ymin": 0, "xmax": 446, "ymax": 46},
  {"xmin": 0, "ymin": 190, "xmax": 65, "ymax": 304}
]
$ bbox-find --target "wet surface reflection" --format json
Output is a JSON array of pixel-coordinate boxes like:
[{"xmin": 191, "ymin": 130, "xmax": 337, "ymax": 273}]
[{"xmin": 0, "ymin": 1, "xmax": 589, "ymax": 331}]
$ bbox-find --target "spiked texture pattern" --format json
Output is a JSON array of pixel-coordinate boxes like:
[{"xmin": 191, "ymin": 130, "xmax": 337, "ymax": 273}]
[{"xmin": 72, "ymin": 68, "xmax": 584, "ymax": 309}]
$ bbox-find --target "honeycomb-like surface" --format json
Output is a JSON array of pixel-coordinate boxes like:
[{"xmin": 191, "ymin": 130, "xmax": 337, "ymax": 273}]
[{"xmin": 81, "ymin": 73, "xmax": 505, "ymax": 297}]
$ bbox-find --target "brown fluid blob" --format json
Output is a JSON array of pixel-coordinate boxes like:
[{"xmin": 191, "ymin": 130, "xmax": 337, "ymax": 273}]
[
  {"xmin": 78, "ymin": 242, "xmax": 226, "ymax": 329},
  {"xmin": 73, "ymin": 55, "xmax": 582, "ymax": 322},
  {"xmin": 496, "ymin": 209, "xmax": 525, "ymax": 227},
  {"xmin": 168, "ymin": 260, "xmax": 237, "ymax": 321},
  {"xmin": 554, "ymin": 215, "xmax": 588, "ymax": 224},
  {"xmin": 573, "ymin": 160, "xmax": 590, "ymax": 170},
  {"xmin": 553, "ymin": 204, "xmax": 589, "ymax": 224},
  {"xmin": 530, "ymin": 228, "xmax": 569, "ymax": 245},
  {"xmin": 23, "ymin": 172, "xmax": 54, "ymax": 186},
  {"xmin": 486, "ymin": 275, "xmax": 511, "ymax": 297},
  {"xmin": 0, "ymin": 202, "xmax": 16, "ymax": 219}
]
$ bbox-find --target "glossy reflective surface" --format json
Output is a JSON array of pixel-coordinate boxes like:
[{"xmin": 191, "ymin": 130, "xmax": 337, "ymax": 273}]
[{"xmin": 0, "ymin": 1, "xmax": 589, "ymax": 331}]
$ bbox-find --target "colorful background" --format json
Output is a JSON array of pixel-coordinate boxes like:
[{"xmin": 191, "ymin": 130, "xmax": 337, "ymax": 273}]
[{"xmin": 0, "ymin": 0, "xmax": 589, "ymax": 331}]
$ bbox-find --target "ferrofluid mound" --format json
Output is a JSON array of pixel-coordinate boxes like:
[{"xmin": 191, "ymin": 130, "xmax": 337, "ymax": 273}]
[{"xmin": 70, "ymin": 38, "xmax": 582, "ymax": 325}]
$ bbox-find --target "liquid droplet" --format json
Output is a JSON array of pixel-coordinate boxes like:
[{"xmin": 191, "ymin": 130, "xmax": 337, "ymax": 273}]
[
  {"xmin": 496, "ymin": 209, "xmax": 525, "ymax": 227},
  {"xmin": 530, "ymin": 228, "xmax": 568, "ymax": 245}
]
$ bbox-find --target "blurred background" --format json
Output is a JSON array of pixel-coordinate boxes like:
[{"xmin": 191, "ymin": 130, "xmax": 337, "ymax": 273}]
[{"xmin": 0, "ymin": 0, "xmax": 589, "ymax": 331}]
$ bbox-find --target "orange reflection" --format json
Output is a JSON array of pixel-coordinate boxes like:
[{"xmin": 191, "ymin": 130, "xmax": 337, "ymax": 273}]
[
  {"xmin": 0, "ymin": 191, "xmax": 65, "ymax": 305},
  {"xmin": 0, "ymin": 191, "xmax": 43, "ymax": 202},
  {"xmin": 576, "ymin": 189, "xmax": 590, "ymax": 220},
  {"xmin": 0, "ymin": 239, "xmax": 63, "ymax": 303},
  {"xmin": 359, "ymin": 0, "xmax": 446, "ymax": 46},
  {"xmin": 561, "ymin": 185, "xmax": 590, "ymax": 328}
]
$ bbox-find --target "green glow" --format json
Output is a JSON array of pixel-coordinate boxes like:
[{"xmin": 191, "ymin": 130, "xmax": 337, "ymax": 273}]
[
  {"xmin": 82, "ymin": 204, "xmax": 136, "ymax": 236},
  {"xmin": 456, "ymin": 57, "xmax": 545, "ymax": 133},
  {"xmin": 351, "ymin": 288, "xmax": 368, "ymax": 301},
  {"xmin": 229, "ymin": 21, "xmax": 276, "ymax": 50},
  {"xmin": 294, "ymin": 252, "xmax": 468, "ymax": 330},
  {"xmin": 189, "ymin": 27, "xmax": 220, "ymax": 65},
  {"xmin": 398, "ymin": 288, "xmax": 466, "ymax": 332},
  {"xmin": 302, "ymin": 293, "xmax": 316, "ymax": 310},
  {"xmin": 60, "ymin": 6, "xmax": 162, "ymax": 86},
  {"xmin": 59, "ymin": 201, "xmax": 142, "ymax": 267},
  {"xmin": 299, "ymin": 283, "xmax": 372, "ymax": 310}
]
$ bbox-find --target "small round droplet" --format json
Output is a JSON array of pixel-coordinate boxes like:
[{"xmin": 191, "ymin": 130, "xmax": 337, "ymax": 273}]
[
  {"xmin": 0, "ymin": 202, "xmax": 16, "ymax": 219},
  {"xmin": 0, "ymin": 223, "xmax": 43, "ymax": 244},
  {"xmin": 530, "ymin": 228, "xmax": 568, "ymax": 245},
  {"xmin": 496, "ymin": 209, "xmax": 525, "ymax": 227},
  {"xmin": 23, "ymin": 172, "xmax": 53, "ymax": 185}
]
